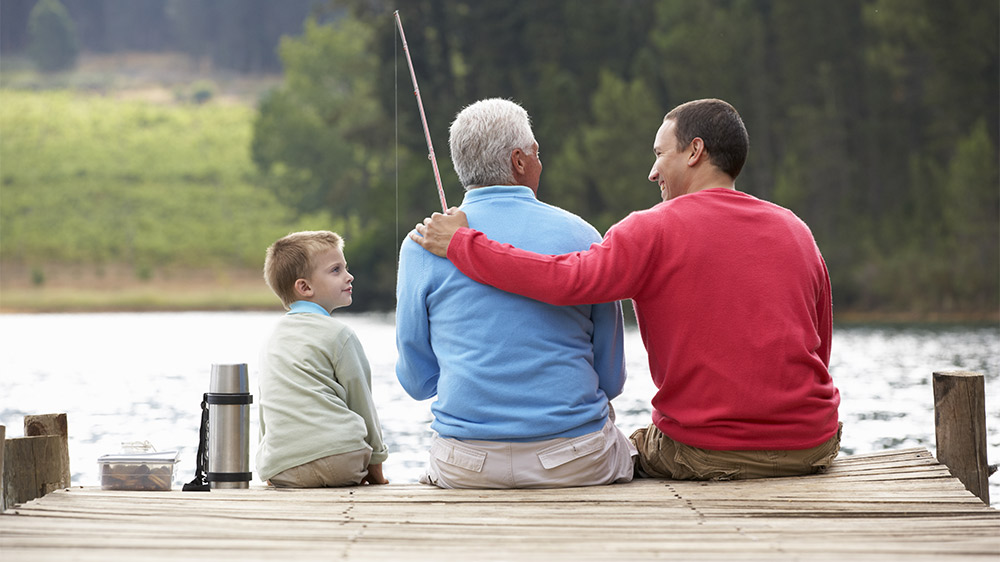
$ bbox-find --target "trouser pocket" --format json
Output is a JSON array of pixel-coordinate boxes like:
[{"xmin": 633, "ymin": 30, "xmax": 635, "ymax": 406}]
[
  {"xmin": 430, "ymin": 439, "xmax": 487, "ymax": 472},
  {"xmin": 536, "ymin": 431, "xmax": 605, "ymax": 470}
]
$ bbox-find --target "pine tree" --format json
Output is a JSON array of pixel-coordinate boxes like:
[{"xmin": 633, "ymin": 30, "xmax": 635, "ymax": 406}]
[{"xmin": 27, "ymin": 0, "xmax": 79, "ymax": 72}]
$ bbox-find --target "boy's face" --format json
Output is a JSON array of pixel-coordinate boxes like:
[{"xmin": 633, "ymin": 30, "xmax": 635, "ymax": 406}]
[{"xmin": 298, "ymin": 246, "xmax": 354, "ymax": 313}]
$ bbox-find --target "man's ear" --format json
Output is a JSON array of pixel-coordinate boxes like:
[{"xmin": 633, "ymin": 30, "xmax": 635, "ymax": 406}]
[
  {"xmin": 510, "ymin": 149, "xmax": 528, "ymax": 182},
  {"xmin": 294, "ymin": 278, "xmax": 313, "ymax": 298},
  {"xmin": 687, "ymin": 137, "xmax": 707, "ymax": 167}
]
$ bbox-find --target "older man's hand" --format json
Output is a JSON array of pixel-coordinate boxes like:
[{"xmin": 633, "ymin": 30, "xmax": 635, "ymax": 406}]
[{"xmin": 410, "ymin": 207, "xmax": 468, "ymax": 257}]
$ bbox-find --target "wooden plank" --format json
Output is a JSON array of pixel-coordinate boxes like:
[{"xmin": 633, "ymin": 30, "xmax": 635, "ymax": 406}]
[
  {"xmin": 1, "ymin": 530, "xmax": 996, "ymax": 560},
  {"xmin": 2, "ymin": 414, "xmax": 71, "ymax": 512},
  {"xmin": 934, "ymin": 370, "xmax": 991, "ymax": 504},
  {"xmin": 0, "ymin": 425, "xmax": 5, "ymax": 512},
  {"xmin": 24, "ymin": 414, "xmax": 72, "ymax": 492},
  {"xmin": 0, "ymin": 448, "xmax": 997, "ymax": 561},
  {"xmin": 23, "ymin": 413, "xmax": 68, "ymax": 439},
  {"xmin": 2, "ymin": 435, "xmax": 68, "ymax": 512}
]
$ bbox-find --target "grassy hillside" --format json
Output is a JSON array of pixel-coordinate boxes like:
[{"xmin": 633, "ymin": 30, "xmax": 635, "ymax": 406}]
[{"xmin": 0, "ymin": 88, "xmax": 334, "ymax": 311}]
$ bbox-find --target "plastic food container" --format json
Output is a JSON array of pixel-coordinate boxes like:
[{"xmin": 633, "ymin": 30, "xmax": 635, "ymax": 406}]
[{"xmin": 98, "ymin": 450, "xmax": 180, "ymax": 491}]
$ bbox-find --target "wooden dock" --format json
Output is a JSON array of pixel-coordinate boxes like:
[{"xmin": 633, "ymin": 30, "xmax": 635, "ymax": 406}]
[{"xmin": 1, "ymin": 448, "xmax": 997, "ymax": 561}]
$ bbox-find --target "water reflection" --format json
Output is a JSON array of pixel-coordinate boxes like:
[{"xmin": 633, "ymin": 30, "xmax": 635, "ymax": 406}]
[{"xmin": 0, "ymin": 313, "xmax": 996, "ymax": 505}]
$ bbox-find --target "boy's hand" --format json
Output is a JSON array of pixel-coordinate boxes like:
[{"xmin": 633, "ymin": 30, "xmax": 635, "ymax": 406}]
[
  {"xmin": 362, "ymin": 463, "xmax": 388, "ymax": 485},
  {"xmin": 410, "ymin": 207, "xmax": 467, "ymax": 258}
]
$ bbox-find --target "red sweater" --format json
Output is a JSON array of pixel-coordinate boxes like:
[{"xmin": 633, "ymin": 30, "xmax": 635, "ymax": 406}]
[{"xmin": 448, "ymin": 188, "xmax": 839, "ymax": 450}]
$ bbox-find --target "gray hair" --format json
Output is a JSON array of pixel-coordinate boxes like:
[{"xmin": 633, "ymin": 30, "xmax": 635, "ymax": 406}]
[{"xmin": 449, "ymin": 98, "xmax": 536, "ymax": 189}]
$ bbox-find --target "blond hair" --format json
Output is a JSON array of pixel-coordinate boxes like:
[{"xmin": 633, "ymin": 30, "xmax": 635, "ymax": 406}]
[{"xmin": 263, "ymin": 231, "xmax": 344, "ymax": 309}]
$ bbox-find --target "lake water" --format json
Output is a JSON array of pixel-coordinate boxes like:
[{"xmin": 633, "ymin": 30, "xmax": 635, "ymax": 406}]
[{"xmin": 1, "ymin": 312, "xmax": 997, "ymax": 506}]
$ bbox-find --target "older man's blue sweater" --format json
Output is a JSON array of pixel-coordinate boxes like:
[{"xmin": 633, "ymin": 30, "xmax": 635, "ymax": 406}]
[{"xmin": 395, "ymin": 185, "xmax": 626, "ymax": 442}]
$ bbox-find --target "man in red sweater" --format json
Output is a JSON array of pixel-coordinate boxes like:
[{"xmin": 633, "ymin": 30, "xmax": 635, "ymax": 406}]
[{"xmin": 410, "ymin": 99, "xmax": 841, "ymax": 481}]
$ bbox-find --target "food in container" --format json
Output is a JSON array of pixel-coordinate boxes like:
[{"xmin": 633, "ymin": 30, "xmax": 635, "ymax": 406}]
[{"xmin": 98, "ymin": 450, "xmax": 180, "ymax": 491}]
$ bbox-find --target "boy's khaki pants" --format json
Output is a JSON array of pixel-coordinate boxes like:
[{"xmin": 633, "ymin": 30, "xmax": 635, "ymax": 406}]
[
  {"xmin": 630, "ymin": 423, "xmax": 842, "ymax": 481},
  {"xmin": 269, "ymin": 446, "xmax": 372, "ymax": 488}
]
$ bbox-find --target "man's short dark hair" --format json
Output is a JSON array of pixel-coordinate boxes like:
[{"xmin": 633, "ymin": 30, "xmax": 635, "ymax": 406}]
[{"xmin": 665, "ymin": 99, "xmax": 749, "ymax": 179}]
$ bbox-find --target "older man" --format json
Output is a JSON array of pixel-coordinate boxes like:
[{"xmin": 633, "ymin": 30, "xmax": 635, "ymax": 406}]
[
  {"xmin": 411, "ymin": 99, "xmax": 842, "ymax": 481},
  {"xmin": 395, "ymin": 98, "xmax": 636, "ymax": 489}
]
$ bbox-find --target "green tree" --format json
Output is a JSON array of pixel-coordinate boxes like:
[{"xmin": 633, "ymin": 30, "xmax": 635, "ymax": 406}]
[
  {"xmin": 251, "ymin": 15, "xmax": 428, "ymax": 308},
  {"xmin": 27, "ymin": 0, "xmax": 79, "ymax": 72},
  {"xmin": 642, "ymin": 0, "xmax": 771, "ymax": 195},
  {"xmin": 740, "ymin": 2, "xmax": 869, "ymax": 309},
  {"xmin": 252, "ymin": 17, "xmax": 387, "ymax": 216},
  {"xmin": 547, "ymin": 71, "xmax": 662, "ymax": 232},
  {"xmin": 940, "ymin": 120, "xmax": 1000, "ymax": 308},
  {"xmin": 860, "ymin": 0, "xmax": 999, "ymax": 313},
  {"xmin": 348, "ymin": 0, "xmax": 657, "ymax": 215},
  {"xmin": 242, "ymin": 0, "xmax": 997, "ymax": 315}
]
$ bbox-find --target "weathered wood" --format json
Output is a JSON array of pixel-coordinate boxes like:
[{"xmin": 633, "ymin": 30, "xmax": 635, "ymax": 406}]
[
  {"xmin": 0, "ymin": 425, "xmax": 5, "ymax": 512},
  {"xmin": 23, "ymin": 413, "xmax": 70, "ymax": 489},
  {"xmin": 3, "ymin": 436, "xmax": 68, "ymax": 512},
  {"xmin": 933, "ymin": 370, "xmax": 990, "ymax": 504},
  {"xmin": 0, "ymin": 448, "xmax": 997, "ymax": 561},
  {"xmin": 2, "ymin": 414, "xmax": 71, "ymax": 512},
  {"xmin": 23, "ymin": 413, "xmax": 68, "ymax": 438}
]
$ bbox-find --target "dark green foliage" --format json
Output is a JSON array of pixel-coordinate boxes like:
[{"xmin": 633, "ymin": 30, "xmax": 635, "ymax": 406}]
[
  {"xmin": 165, "ymin": 0, "xmax": 328, "ymax": 72},
  {"xmin": 3, "ymin": 0, "xmax": 996, "ymax": 315},
  {"xmin": 309, "ymin": 0, "xmax": 996, "ymax": 315},
  {"xmin": 250, "ymin": 15, "xmax": 443, "ymax": 307},
  {"xmin": 3, "ymin": 0, "xmax": 324, "ymax": 72},
  {"xmin": 27, "ymin": 0, "xmax": 78, "ymax": 72},
  {"xmin": 251, "ymin": 18, "xmax": 387, "ymax": 216}
]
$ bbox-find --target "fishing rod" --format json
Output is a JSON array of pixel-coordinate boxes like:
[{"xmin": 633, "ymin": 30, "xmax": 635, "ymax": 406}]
[{"xmin": 394, "ymin": 11, "xmax": 448, "ymax": 212}]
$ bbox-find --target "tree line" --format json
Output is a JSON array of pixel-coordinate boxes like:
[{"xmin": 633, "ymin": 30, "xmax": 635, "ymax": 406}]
[
  {"xmin": 3, "ymin": 0, "xmax": 997, "ymax": 316},
  {"xmin": 1, "ymin": 0, "xmax": 330, "ymax": 72},
  {"xmin": 254, "ymin": 0, "xmax": 998, "ymax": 315}
]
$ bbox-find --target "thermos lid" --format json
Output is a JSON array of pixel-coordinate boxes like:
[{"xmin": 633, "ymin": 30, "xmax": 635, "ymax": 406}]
[{"xmin": 210, "ymin": 363, "xmax": 249, "ymax": 394}]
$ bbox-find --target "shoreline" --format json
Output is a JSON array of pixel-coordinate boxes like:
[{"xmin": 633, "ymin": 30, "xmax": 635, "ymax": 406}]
[
  {"xmin": 1, "ymin": 291, "xmax": 996, "ymax": 325},
  {"xmin": 2, "ymin": 263, "xmax": 996, "ymax": 323}
]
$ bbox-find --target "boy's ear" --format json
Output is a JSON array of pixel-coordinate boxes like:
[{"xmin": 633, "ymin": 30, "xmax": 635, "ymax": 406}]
[{"xmin": 294, "ymin": 278, "xmax": 313, "ymax": 298}]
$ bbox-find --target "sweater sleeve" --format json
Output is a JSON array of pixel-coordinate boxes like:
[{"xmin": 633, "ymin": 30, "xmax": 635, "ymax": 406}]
[
  {"xmin": 446, "ymin": 222, "xmax": 646, "ymax": 306},
  {"xmin": 394, "ymin": 237, "xmax": 440, "ymax": 400},
  {"xmin": 335, "ymin": 332, "xmax": 389, "ymax": 464},
  {"xmin": 590, "ymin": 300, "xmax": 626, "ymax": 400}
]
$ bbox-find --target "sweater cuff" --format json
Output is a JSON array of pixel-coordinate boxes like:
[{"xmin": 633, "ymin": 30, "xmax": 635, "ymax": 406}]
[
  {"xmin": 446, "ymin": 227, "xmax": 477, "ymax": 265},
  {"xmin": 447, "ymin": 226, "xmax": 479, "ymax": 262},
  {"xmin": 369, "ymin": 446, "xmax": 389, "ymax": 465}
]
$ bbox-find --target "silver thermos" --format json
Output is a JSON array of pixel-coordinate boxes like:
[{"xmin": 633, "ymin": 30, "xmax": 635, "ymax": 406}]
[{"xmin": 207, "ymin": 363, "xmax": 252, "ymax": 489}]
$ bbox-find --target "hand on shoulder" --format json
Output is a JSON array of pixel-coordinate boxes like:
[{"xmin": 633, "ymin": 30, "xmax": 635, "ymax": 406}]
[{"xmin": 410, "ymin": 207, "xmax": 468, "ymax": 258}]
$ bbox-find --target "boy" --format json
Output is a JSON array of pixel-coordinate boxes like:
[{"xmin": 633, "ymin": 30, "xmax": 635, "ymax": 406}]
[{"xmin": 257, "ymin": 230, "xmax": 388, "ymax": 487}]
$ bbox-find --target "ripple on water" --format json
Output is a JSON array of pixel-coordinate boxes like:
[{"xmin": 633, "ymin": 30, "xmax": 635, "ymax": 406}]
[{"xmin": 1, "ymin": 313, "xmax": 996, "ymax": 505}]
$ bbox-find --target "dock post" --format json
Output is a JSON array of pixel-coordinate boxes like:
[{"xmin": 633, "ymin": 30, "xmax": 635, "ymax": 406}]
[
  {"xmin": 1, "ymin": 425, "xmax": 5, "ymax": 511},
  {"xmin": 24, "ymin": 413, "xmax": 71, "ymax": 486},
  {"xmin": 2, "ymin": 413, "xmax": 71, "ymax": 512},
  {"xmin": 933, "ymin": 371, "xmax": 990, "ymax": 505}
]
